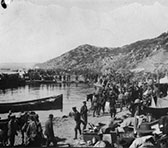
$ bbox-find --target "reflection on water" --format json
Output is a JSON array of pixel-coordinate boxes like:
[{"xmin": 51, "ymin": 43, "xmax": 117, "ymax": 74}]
[{"xmin": 0, "ymin": 83, "xmax": 94, "ymax": 117}]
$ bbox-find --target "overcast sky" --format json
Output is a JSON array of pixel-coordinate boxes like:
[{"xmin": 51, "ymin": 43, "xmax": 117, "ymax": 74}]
[{"xmin": 0, "ymin": 0, "xmax": 168, "ymax": 63}]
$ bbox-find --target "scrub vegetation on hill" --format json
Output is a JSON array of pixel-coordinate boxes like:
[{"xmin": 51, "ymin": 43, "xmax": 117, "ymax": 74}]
[{"xmin": 36, "ymin": 32, "xmax": 168, "ymax": 73}]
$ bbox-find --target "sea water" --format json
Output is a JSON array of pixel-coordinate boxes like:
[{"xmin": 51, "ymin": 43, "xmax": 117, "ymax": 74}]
[{"xmin": 0, "ymin": 83, "xmax": 94, "ymax": 125}]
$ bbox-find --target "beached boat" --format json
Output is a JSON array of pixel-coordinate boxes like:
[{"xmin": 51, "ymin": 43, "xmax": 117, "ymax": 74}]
[
  {"xmin": 143, "ymin": 106, "xmax": 168, "ymax": 119},
  {"xmin": 144, "ymin": 94, "xmax": 168, "ymax": 119},
  {"xmin": 143, "ymin": 83, "xmax": 168, "ymax": 119},
  {"xmin": 0, "ymin": 94, "xmax": 63, "ymax": 113}
]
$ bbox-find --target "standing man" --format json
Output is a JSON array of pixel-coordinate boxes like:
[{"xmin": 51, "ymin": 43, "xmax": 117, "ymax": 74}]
[
  {"xmin": 118, "ymin": 91, "xmax": 124, "ymax": 112},
  {"xmin": 109, "ymin": 90, "xmax": 117, "ymax": 118},
  {"xmin": 44, "ymin": 114, "xmax": 57, "ymax": 147},
  {"xmin": 26, "ymin": 115, "xmax": 38, "ymax": 147},
  {"xmin": 92, "ymin": 94, "xmax": 98, "ymax": 117},
  {"xmin": 7, "ymin": 115, "xmax": 18, "ymax": 146},
  {"xmin": 72, "ymin": 107, "xmax": 81, "ymax": 139},
  {"xmin": 80, "ymin": 101, "xmax": 88, "ymax": 130},
  {"xmin": 100, "ymin": 91, "xmax": 107, "ymax": 114},
  {"xmin": 34, "ymin": 114, "xmax": 43, "ymax": 146}
]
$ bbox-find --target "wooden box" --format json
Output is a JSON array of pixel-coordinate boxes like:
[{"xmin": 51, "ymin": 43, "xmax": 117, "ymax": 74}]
[{"xmin": 83, "ymin": 133, "xmax": 100, "ymax": 142}]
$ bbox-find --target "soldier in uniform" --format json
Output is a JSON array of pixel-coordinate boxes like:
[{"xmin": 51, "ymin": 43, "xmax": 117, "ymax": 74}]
[
  {"xmin": 44, "ymin": 114, "xmax": 57, "ymax": 147},
  {"xmin": 7, "ymin": 115, "xmax": 18, "ymax": 146},
  {"xmin": 80, "ymin": 101, "xmax": 88, "ymax": 130},
  {"xmin": 72, "ymin": 107, "xmax": 81, "ymax": 139}
]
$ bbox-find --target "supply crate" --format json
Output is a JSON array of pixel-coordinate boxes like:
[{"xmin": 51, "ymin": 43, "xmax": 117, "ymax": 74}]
[{"xmin": 83, "ymin": 133, "xmax": 100, "ymax": 142}]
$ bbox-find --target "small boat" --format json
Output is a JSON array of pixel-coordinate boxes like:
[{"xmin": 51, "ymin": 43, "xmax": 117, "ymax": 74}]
[
  {"xmin": 0, "ymin": 94, "xmax": 63, "ymax": 114},
  {"xmin": 143, "ymin": 95, "xmax": 168, "ymax": 119},
  {"xmin": 143, "ymin": 106, "xmax": 168, "ymax": 119}
]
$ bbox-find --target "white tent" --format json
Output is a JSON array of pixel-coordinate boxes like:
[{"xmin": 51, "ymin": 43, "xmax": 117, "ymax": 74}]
[
  {"xmin": 160, "ymin": 76, "xmax": 168, "ymax": 84},
  {"xmin": 150, "ymin": 97, "xmax": 156, "ymax": 108},
  {"xmin": 156, "ymin": 96, "xmax": 168, "ymax": 108},
  {"xmin": 149, "ymin": 96, "xmax": 168, "ymax": 108}
]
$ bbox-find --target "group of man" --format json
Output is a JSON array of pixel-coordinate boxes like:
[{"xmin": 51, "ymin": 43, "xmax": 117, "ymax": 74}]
[
  {"xmin": 90, "ymin": 77, "xmax": 160, "ymax": 119},
  {"xmin": 72, "ymin": 101, "xmax": 88, "ymax": 139},
  {"xmin": 71, "ymin": 77, "xmax": 168, "ymax": 147},
  {"xmin": 0, "ymin": 111, "xmax": 57, "ymax": 147}
]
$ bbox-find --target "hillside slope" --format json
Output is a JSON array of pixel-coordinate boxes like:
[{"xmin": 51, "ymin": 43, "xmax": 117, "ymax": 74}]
[{"xmin": 36, "ymin": 32, "xmax": 168, "ymax": 73}]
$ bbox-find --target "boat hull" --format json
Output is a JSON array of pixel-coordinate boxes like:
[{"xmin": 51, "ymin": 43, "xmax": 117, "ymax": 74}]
[
  {"xmin": 0, "ymin": 94, "xmax": 63, "ymax": 113},
  {"xmin": 144, "ymin": 106, "xmax": 168, "ymax": 119}
]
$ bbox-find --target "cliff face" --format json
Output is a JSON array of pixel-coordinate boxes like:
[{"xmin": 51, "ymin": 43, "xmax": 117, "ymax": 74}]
[{"xmin": 36, "ymin": 32, "xmax": 168, "ymax": 73}]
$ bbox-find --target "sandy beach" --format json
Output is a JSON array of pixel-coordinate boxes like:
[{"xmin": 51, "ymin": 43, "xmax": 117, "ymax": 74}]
[
  {"xmin": 6, "ymin": 103, "xmax": 129, "ymax": 147},
  {"xmin": 50, "ymin": 107, "xmax": 130, "ymax": 147},
  {"xmin": 0, "ymin": 101, "xmax": 129, "ymax": 147}
]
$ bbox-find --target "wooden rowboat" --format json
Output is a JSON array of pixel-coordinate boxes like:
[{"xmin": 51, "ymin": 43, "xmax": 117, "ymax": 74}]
[
  {"xmin": 0, "ymin": 94, "xmax": 63, "ymax": 113},
  {"xmin": 143, "ymin": 106, "xmax": 168, "ymax": 119}
]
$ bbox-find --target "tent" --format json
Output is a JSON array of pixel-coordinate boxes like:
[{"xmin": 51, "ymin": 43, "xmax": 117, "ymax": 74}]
[
  {"xmin": 160, "ymin": 76, "xmax": 168, "ymax": 84},
  {"xmin": 156, "ymin": 96, "xmax": 168, "ymax": 108}
]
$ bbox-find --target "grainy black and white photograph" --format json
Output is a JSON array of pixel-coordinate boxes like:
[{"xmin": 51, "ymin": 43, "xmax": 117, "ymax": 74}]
[{"xmin": 0, "ymin": 0, "xmax": 168, "ymax": 147}]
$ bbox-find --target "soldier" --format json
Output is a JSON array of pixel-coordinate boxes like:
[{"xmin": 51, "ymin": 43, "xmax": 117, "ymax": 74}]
[
  {"xmin": 72, "ymin": 107, "xmax": 81, "ymax": 139},
  {"xmin": 26, "ymin": 115, "xmax": 38, "ymax": 147},
  {"xmin": 34, "ymin": 114, "xmax": 43, "ymax": 146},
  {"xmin": 44, "ymin": 114, "xmax": 57, "ymax": 147},
  {"xmin": 80, "ymin": 101, "xmax": 88, "ymax": 130},
  {"xmin": 109, "ymin": 90, "xmax": 117, "ymax": 118},
  {"xmin": 7, "ymin": 115, "xmax": 18, "ymax": 146},
  {"xmin": 92, "ymin": 94, "xmax": 98, "ymax": 117}
]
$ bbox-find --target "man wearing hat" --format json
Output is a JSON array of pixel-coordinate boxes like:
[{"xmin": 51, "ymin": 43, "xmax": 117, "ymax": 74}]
[
  {"xmin": 129, "ymin": 99, "xmax": 142, "ymax": 117},
  {"xmin": 129, "ymin": 123, "xmax": 155, "ymax": 148},
  {"xmin": 7, "ymin": 115, "xmax": 18, "ymax": 146},
  {"xmin": 34, "ymin": 114, "xmax": 43, "ymax": 146},
  {"xmin": 44, "ymin": 114, "xmax": 57, "ymax": 147},
  {"xmin": 72, "ymin": 107, "xmax": 81, "ymax": 139},
  {"xmin": 26, "ymin": 114, "xmax": 38, "ymax": 146},
  {"xmin": 109, "ymin": 90, "xmax": 117, "ymax": 118},
  {"xmin": 80, "ymin": 101, "xmax": 88, "ymax": 130}
]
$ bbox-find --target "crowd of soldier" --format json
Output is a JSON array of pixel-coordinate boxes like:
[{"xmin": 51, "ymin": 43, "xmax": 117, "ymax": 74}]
[{"xmin": 0, "ymin": 111, "xmax": 57, "ymax": 147}]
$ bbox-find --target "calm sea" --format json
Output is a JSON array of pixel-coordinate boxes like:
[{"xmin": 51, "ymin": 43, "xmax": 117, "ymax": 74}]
[{"xmin": 0, "ymin": 83, "xmax": 94, "ymax": 124}]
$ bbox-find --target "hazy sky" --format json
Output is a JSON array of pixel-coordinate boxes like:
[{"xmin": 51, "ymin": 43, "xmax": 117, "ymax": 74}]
[{"xmin": 0, "ymin": 0, "xmax": 168, "ymax": 63}]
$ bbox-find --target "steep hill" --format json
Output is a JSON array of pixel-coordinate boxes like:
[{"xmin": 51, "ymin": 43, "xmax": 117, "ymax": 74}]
[{"xmin": 36, "ymin": 32, "xmax": 168, "ymax": 73}]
